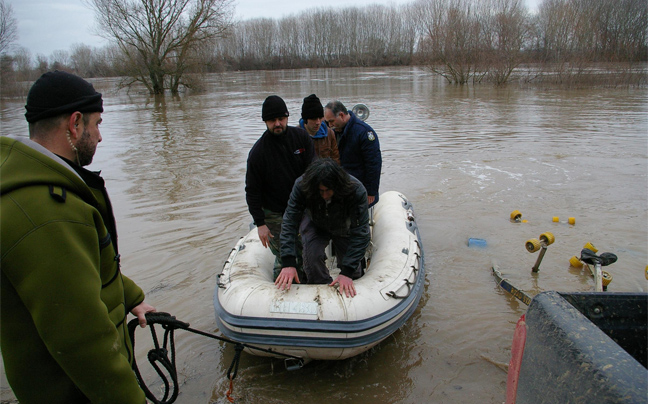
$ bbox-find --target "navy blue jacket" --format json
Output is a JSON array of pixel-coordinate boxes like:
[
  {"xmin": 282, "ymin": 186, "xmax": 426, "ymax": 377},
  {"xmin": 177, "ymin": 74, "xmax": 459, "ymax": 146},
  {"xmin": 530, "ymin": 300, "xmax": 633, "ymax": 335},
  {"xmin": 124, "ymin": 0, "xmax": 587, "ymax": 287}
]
[{"xmin": 337, "ymin": 112, "xmax": 382, "ymax": 203}]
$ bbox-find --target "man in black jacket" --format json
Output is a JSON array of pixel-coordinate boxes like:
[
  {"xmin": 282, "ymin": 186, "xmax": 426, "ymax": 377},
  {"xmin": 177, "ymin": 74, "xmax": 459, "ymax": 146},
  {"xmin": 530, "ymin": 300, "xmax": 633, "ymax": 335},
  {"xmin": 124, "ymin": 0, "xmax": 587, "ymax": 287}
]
[
  {"xmin": 245, "ymin": 95, "xmax": 315, "ymax": 279},
  {"xmin": 276, "ymin": 158, "xmax": 370, "ymax": 298}
]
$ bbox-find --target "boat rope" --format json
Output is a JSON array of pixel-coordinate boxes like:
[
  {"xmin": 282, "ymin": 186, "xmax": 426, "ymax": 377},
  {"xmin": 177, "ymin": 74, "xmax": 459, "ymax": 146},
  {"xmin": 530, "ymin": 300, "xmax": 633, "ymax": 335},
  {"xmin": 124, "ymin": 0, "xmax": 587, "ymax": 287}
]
[
  {"xmin": 127, "ymin": 312, "xmax": 305, "ymax": 404},
  {"xmin": 226, "ymin": 344, "xmax": 244, "ymax": 402}
]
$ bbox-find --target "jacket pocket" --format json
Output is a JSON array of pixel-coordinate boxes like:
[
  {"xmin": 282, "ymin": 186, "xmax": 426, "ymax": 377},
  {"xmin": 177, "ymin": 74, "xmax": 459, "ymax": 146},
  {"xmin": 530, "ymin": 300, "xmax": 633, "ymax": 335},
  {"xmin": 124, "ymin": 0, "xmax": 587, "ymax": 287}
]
[{"xmin": 99, "ymin": 235, "xmax": 121, "ymax": 287}]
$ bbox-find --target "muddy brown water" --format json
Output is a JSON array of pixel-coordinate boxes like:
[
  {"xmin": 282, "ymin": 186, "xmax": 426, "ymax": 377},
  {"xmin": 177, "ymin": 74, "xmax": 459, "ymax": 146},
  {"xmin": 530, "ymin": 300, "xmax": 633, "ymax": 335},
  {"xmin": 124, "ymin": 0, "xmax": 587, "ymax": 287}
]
[{"xmin": 1, "ymin": 67, "xmax": 647, "ymax": 403}]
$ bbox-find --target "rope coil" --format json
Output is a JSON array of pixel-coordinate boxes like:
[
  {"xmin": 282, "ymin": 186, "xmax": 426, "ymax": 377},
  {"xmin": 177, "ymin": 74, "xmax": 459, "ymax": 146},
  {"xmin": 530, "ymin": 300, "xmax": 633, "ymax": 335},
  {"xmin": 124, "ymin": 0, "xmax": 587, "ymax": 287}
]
[
  {"xmin": 128, "ymin": 312, "xmax": 304, "ymax": 404},
  {"xmin": 128, "ymin": 313, "xmax": 187, "ymax": 404}
]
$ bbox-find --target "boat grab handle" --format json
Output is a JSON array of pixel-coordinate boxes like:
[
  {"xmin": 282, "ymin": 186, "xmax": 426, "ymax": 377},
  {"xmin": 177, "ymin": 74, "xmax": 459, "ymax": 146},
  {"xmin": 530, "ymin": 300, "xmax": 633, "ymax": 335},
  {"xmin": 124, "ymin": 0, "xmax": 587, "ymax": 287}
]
[
  {"xmin": 387, "ymin": 278, "xmax": 414, "ymax": 299},
  {"xmin": 413, "ymin": 251, "xmax": 421, "ymax": 270},
  {"xmin": 386, "ymin": 251, "xmax": 422, "ymax": 299}
]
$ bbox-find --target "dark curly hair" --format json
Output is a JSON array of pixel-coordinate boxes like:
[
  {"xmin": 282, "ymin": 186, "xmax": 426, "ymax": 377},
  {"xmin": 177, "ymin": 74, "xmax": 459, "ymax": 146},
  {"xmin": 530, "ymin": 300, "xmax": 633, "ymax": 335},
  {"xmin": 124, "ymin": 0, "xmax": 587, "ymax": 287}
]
[{"xmin": 301, "ymin": 158, "xmax": 353, "ymax": 203}]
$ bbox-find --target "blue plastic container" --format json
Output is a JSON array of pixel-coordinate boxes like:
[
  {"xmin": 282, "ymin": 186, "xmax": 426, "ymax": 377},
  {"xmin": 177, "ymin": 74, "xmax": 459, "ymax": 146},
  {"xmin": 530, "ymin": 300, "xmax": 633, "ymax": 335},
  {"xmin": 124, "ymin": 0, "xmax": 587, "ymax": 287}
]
[{"xmin": 468, "ymin": 238, "xmax": 487, "ymax": 248}]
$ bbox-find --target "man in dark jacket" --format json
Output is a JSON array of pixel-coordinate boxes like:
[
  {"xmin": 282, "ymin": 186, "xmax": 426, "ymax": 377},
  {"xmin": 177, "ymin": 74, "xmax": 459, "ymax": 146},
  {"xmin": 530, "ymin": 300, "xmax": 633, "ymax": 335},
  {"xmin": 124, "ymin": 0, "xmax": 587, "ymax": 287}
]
[
  {"xmin": 245, "ymin": 95, "xmax": 315, "ymax": 278},
  {"xmin": 276, "ymin": 158, "xmax": 370, "ymax": 298},
  {"xmin": 1, "ymin": 71, "xmax": 155, "ymax": 404},
  {"xmin": 324, "ymin": 100, "xmax": 382, "ymax": 207}
]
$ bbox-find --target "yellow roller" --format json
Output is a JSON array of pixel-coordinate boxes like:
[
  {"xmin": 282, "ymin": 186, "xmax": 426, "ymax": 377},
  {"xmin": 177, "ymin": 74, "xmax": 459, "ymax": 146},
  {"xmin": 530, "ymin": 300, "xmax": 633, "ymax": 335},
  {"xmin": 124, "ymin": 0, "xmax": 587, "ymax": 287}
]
[
  {"xmin": 602, "ymin": 271, "xmax": 613, "ymax": 287},
  {"xmin": 539, "ymin": 232, "xmax": 555, "ymax": 246},
  {"xmin": 569, "ymin": 256, "xmax": 583, "ymax": 268},
  {"xmin": 526, "ymin": 238, "xmax": 541, "ymax": 253}
]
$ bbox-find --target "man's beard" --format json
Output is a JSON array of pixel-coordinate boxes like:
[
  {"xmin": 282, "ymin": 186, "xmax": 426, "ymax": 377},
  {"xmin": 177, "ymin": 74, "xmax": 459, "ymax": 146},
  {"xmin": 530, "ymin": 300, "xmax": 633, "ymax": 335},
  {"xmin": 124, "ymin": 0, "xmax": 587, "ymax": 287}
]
[
  {"xmin": 76, "ymin": 128, "xmax": 97, "ymax": 166},
  {"xmin": 271, "ymin": 125, "xmax": 287, "ymax": 136}
]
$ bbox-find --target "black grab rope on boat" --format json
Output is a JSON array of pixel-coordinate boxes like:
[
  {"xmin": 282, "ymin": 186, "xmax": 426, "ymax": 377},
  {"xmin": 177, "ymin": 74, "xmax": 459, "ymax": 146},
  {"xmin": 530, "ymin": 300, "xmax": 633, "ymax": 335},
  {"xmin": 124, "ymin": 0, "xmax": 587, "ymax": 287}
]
[{"xmin": 127, "ymin": 312, "xmax": 304, "ymax": 404}]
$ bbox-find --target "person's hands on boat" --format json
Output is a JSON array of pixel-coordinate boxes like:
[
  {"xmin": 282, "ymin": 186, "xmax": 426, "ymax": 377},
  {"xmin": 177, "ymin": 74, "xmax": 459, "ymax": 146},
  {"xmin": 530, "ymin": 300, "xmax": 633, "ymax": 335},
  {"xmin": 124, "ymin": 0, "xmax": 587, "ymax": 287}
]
[
  {"xmin": 257, "ymin": 224, "xmax": 273, "ymax": 248},
  {"xmin": 131, "ymin": 302, "xmax": 156, "ymax": 328},
  {"xmin": 275, "ymin": 267, "xmax": 300, "ymax": 290},
  {"xmin": 330, "ymin": 275, "xmax": 356, "ymax": 298}
]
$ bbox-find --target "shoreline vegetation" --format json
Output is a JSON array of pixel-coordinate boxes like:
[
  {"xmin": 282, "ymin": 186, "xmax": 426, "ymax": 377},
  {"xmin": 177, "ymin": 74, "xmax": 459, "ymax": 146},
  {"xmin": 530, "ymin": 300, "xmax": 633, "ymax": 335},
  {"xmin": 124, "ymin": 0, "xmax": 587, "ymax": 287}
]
[{"xmin": 1, "ymin": 0, "xmax": 647, "ymax": 96}]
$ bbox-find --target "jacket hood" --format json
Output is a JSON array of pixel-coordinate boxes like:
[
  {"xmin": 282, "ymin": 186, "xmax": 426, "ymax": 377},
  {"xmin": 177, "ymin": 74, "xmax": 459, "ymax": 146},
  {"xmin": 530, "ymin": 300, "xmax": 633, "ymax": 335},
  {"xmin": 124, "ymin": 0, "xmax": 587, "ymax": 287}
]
[
  {"xmin": 1, "ymin": 136, "xmax": 95, "ymax": 202},
  {"xmin": 299, "ymin": 119, "xmax": 329, "ymax": 139}
]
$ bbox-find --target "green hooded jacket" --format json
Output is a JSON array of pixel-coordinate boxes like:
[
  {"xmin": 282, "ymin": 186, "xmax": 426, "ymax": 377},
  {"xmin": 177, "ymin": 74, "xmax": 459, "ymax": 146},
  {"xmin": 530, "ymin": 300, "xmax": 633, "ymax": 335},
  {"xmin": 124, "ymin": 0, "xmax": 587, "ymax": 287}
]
[{"xmin": 1, "ymin": 136, "xmax": 146, "ymax": 403}]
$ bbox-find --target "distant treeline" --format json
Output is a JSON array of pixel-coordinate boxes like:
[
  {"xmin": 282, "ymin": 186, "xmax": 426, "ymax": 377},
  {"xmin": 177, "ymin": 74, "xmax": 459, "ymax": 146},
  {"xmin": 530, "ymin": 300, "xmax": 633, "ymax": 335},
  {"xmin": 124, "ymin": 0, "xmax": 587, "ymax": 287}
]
[
  {"xmin": 215, "ymin": 0, "xmax": 647, "ymax": 72},
  {"xmin": 2, "ymin": 0, "xmax": 647, "ymax": 91}
]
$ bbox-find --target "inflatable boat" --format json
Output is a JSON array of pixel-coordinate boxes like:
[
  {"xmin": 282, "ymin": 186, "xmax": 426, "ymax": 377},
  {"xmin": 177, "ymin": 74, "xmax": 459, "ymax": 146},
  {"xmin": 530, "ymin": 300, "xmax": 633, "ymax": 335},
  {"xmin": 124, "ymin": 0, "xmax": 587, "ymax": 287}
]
[{"xmin": 213, "ymin": 191, "xmax": 425, "ymax": 361}]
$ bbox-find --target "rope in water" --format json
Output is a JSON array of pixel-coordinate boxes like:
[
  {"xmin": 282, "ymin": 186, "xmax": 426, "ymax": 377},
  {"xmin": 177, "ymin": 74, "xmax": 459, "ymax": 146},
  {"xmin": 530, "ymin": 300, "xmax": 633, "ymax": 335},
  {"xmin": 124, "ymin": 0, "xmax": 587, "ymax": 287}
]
[{"xmin": 127, "ymin": 312, "xmax": 304, "ymax": 404}]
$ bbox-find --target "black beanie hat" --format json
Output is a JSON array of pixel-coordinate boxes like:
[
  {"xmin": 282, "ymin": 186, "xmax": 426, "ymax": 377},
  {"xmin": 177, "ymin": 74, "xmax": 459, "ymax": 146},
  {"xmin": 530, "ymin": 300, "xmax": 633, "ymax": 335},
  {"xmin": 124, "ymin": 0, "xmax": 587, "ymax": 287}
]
[
  {"xmin": 262, "ymin": 95, "xmax": 289, "ymax": 121},
  {"xmin": 25, "ymin": 70, "xmax": 103, "ymax": 123},
  {"xmin": 301, "ymin": 94, "xmax": 324, "ymax": 120}
]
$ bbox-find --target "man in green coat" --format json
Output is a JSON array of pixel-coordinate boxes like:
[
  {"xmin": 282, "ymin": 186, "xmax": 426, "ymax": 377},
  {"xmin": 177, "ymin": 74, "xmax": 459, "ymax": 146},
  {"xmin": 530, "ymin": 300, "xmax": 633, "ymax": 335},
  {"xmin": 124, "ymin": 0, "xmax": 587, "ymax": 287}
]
[{"xmin": 1, "ymin": 71, "xmax": 155, "ymax": 403}]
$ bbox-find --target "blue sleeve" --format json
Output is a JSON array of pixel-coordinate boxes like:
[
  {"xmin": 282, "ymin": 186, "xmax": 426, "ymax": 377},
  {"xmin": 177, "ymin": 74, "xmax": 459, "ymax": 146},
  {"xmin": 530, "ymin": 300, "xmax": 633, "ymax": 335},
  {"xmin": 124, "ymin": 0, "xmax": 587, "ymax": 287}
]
[{"xmin": 360, "ymin": 129, "xmax": 382, "ymax": 197}]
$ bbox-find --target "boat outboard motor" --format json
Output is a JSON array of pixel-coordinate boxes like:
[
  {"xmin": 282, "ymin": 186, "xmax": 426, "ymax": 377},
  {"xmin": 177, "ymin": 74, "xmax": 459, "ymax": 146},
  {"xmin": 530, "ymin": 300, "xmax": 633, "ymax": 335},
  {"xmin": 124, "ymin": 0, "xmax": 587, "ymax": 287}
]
[
  {"xmin": 580, "ymin": 249, "xmax": 618, "ymax": 267},
  {"xmin": 580, "ymin": 248, "xmax": 617, "ymax": 292}
]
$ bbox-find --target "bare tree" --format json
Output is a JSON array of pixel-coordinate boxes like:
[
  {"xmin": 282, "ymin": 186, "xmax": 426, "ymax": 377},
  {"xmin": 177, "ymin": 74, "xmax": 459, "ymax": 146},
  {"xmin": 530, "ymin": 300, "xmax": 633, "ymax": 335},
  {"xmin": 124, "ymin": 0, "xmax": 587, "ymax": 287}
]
[
  {"xmin": 0, "ymin": 0, "xmax": 18, "ymax": 54},
  {"xmin": 35, "ymin": 54, "xmax": 49, "ymax": 74},
  {"xmin": 70, "ymin": 44, "xmax": 96, "ymax": 77},
  {"xmin": 50, "ymin": 50, "xmax": 71, "ymax": 71},
  {"xmin": 215, "ymin": 3, "xmax": 424, "ymax": 71},
  {"xmin": 87, "ymin": 0, "xmax": 234, "ymax": 94},
  {"xmin": 277, "ymin": 16, "xmax": 304, "ymax": 68},
  {"xmin": 585, "ymin": 0, "xmax": 648, "ymax": 62},
  {"xmin": 415, "ymin": 0, "xmax": 485, "ymax": 84},
  {"xmin": 530, "ymin": 0, "xmax": 648, "ymax": 84},
  {"xmin": 479, "ymin": 0, "xmax": 529, "ymax": 85},
  {"xmin": 13, "ymin": 47, "xmax": 33, "ymax": 74}
]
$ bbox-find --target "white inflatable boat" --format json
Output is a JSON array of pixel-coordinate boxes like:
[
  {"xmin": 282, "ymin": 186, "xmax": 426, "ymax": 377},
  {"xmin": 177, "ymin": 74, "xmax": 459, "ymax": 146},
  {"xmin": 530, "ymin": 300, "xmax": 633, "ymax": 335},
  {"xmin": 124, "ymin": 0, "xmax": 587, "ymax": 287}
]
[{"xmin": 213, "ymin": 191, "xmax": 425, "ymax": 361}]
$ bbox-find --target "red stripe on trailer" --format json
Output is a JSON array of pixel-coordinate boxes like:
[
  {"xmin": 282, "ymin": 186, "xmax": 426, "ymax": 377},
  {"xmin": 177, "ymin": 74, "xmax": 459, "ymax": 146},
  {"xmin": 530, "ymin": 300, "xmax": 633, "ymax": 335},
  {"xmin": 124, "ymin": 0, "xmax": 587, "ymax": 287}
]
[{"xmin": 506, "ymin": 314, "xmax": 527, "ymax": 404}]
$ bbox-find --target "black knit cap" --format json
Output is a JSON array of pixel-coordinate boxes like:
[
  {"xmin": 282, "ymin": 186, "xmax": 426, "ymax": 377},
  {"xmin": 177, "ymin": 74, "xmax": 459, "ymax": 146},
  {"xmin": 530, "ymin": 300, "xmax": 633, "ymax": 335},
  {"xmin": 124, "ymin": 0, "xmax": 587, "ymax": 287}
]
[
  {"xmin": 301, "ymin": 94, "xmax": 324, "ymax": 120},
  {"xmin": 25, "ymin": 70, "xmax": 103, "ymax": 123},
  {"xmin": 262, "ymin": 95, "xmax": 289, "ymax": 121}
]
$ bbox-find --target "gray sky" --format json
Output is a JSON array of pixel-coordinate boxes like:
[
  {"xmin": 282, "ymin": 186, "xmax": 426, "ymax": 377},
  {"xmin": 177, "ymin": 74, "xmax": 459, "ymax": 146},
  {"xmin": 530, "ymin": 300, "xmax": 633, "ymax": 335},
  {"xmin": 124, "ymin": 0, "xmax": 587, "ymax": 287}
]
[{"xmin": 7, "ymin": 0, "xmax": 540, "ymax": 57}]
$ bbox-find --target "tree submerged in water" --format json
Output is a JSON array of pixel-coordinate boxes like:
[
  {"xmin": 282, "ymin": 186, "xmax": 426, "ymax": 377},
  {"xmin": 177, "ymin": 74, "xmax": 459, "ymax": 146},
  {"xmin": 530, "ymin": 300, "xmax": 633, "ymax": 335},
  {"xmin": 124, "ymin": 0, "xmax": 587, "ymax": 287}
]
[{"xmin": 87, "ymin": 0, "xmax": 233, "ymax": 95}]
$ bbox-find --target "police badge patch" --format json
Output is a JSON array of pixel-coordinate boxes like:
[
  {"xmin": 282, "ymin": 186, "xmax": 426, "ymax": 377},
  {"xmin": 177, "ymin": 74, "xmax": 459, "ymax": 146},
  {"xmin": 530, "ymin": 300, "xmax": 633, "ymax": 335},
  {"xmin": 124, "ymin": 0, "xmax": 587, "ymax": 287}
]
[{"xmin": 367, "ymin": 131, "xmax": 376, "ymax": 141}]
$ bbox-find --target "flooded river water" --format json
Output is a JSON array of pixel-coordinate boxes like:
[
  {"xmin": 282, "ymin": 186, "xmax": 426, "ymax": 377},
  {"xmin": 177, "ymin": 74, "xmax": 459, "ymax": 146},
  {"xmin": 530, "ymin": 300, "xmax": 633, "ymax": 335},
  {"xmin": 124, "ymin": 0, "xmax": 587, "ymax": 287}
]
[{"xmin": 1, "ymin": 67, "xmax": 647, "ymax": 403}]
